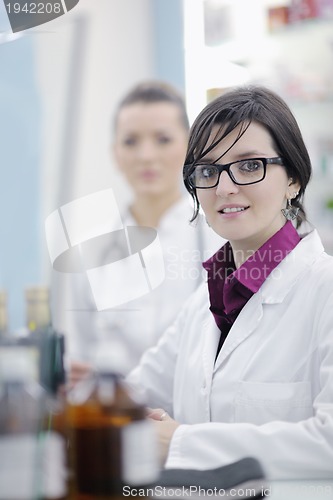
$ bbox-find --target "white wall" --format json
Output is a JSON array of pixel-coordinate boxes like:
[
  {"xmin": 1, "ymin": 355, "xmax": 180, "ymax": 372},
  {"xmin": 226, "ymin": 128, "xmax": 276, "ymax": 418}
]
[{"xmin": 36, "ymin": 0, "xmax": 156, "ymax": 254}]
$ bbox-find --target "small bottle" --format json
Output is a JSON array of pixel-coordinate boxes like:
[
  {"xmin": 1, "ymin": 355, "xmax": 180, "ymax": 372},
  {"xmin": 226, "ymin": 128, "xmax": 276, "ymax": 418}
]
[
  {"xmin": 0, "ymin": 343, "xmax": 69, "ymax": 500},
  {"xmin": 24, "ymin": 285, "xmax": 66, "ymax": 396},
  {"xmin": 23, "ymin": 286, "xmax": 69, "ymax": 499},
  {"xmin": 25, "ymin": 285, "xmax": 51, "ymax": 332},
  {"xmin": 0, "ymin": 346, "xmax": 46, "ymax": 500},
  {"xmin": 41, "ymin": 392, "xmax": 69, "ymax": 500},
  {"xmin": 0, "ymin": 289, "xmax": 8, "ymax": 337},
  {"xmin": 67, "ymin": 344, "xmax": 159, "ymax": 499}
]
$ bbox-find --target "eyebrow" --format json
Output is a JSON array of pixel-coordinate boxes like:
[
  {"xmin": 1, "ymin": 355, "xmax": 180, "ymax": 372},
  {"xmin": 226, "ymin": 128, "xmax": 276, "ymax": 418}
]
[
  {"xmin": 200, "ymin": 151, "xmax": 267, "ymax": 163},
  {"xmin": 235, "ymin": 151, "xmax": 267, "ymax": 158}
]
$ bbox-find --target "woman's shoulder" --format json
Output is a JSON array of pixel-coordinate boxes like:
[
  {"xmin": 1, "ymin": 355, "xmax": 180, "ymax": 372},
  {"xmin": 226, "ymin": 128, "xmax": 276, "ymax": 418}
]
[
  {"xmin": 263, "ymin": 229, "xmax": 333, "ymax": 300},
  {"xmin": 301, "ymin": 230, "xmax": 333, "ymax": 266},
  {"xmin": 296, "ymin": 229, "xmax": 333, "ymax": 286}
]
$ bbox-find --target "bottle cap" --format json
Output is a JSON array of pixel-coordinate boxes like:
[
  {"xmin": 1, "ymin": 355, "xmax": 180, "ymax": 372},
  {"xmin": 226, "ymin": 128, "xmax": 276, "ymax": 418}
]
[
  {"xmin": 93, "ymin": 340, "xmax": 130, "ymax": 376},
  {"xmin": 25, "ymin": 285, "xmax": 51, "ymax": 330}
]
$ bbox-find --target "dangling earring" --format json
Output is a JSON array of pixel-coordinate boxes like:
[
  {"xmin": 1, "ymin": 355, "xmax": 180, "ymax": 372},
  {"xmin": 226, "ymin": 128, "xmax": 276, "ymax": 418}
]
[{"xmin": 281, "ymin": 195, "xmax": 299, "ymax": 221}]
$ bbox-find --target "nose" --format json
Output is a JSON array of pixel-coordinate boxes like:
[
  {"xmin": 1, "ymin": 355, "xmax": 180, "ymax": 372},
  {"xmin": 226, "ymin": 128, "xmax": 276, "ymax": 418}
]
[
  {"xmin": 215, "ymin": 170, "xmax": 240, "ymax": 196},
  {"xmin": 136, "ymin": 140, "xmax": 157, "ymax": 162}
]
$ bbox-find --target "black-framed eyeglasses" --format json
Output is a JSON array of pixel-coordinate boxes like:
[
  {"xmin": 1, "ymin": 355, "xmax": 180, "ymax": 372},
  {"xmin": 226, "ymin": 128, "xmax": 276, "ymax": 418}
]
[{"xmin": 186, "ymin": 157, "xmax": 284, "ymax": 189}]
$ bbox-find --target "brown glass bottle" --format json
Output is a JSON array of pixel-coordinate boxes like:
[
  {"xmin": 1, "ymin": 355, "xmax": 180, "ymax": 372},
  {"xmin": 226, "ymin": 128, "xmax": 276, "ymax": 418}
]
[{"xmin": 67, "ymin": 365, "xmax": 158, "ymax": 500}]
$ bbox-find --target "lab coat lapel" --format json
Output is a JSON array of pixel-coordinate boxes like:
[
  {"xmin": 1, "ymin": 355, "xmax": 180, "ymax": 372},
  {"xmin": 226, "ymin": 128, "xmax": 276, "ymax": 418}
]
[
  {"xmin": 214, "ymin": 291, "xmax": 264, "ymax": 371},
  {"xmin": 202, "ymin": 315, "xmax": 220, "ymax": 381}
]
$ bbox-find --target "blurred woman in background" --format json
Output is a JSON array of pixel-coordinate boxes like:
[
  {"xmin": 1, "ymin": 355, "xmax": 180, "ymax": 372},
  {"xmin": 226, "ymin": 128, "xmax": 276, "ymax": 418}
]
[{"xmin": 67, "ymin": 81, "xmax": 221, "ymax": 377}]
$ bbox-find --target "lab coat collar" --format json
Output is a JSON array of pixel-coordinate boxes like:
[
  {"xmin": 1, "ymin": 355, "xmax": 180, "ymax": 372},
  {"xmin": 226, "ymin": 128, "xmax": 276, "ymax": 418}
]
[
  {"xmin": 123, "ymin": 196, "xmax": 190, "ymax": 226},
  {"xmin": 260, "ymin": 229, "xmax": 324, "ymax": 304}
]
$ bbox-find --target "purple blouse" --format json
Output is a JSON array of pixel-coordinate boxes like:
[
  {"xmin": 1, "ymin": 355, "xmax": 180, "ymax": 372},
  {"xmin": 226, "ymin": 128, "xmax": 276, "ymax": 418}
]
[{"xmin": 202, "ymin": 221, "xmax": 301, "ymax": 356}]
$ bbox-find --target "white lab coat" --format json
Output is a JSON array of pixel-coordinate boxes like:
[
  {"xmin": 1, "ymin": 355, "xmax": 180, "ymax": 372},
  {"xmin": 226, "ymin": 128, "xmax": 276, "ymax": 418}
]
[
  {"xmin": 127, "ymin": 229, "xmax": 333, "ymax": 479},
  {"xmin": 61, "ymin": 197, "xmax": 222, "ymax": 372}
]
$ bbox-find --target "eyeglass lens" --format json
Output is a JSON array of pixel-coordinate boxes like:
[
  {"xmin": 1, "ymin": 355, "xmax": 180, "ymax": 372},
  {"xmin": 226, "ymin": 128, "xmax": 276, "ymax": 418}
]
[{"xmin": 191, "ymin": 159, "xmax": 265, "ymax": 188}]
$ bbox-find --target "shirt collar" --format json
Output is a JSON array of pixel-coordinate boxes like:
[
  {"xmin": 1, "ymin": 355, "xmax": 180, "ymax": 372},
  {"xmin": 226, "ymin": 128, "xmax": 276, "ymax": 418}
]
[
  {"xmin": 233, "ymin": 221, "xmax": 301, "ymax": 293},
  {"xmin": 202, "ymin": 240, "xmax": 235, "ymax": 278},
  {"xmin": 203, "ymin": 221, "xmax": 300, "ymax": 293}
]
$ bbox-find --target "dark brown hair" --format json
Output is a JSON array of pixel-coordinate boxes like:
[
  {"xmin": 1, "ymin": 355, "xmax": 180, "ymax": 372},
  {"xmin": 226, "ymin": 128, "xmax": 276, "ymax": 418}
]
[{"xmin": 114, "ymin": 80, "xmax": 189, "ymax": 131}]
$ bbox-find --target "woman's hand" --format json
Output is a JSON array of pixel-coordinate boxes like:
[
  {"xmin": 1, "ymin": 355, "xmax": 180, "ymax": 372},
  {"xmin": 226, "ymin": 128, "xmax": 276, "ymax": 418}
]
[
  {"xmin": 68, "ymin": 360, "xmax": 93, "ymax": 389},
  {"xmin": 147, "ymin": 408, "xmax": 180, "ymax": 465}
]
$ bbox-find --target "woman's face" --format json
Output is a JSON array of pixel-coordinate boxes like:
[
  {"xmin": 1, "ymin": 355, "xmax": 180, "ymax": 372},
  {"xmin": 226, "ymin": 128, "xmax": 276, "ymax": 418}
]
[
  {"xmin": 196, "ymin": 121, "xmax": 300, "ymax": 252},
  {"xmin": 113, "ymin": 102, "xmax": 188, "ymax": 198}
]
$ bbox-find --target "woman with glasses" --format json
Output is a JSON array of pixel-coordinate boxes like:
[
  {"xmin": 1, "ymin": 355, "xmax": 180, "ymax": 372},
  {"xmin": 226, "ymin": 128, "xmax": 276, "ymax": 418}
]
[{"xmin": 127, "ymin": 86, "xmax": 333, "ymax": 479}]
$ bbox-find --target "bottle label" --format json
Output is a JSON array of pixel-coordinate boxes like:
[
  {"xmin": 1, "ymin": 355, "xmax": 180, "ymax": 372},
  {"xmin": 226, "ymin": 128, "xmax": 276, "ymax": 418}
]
[
  {"xmin": 0, "ymin": 434, "xmax": 39, "ymax": 499},
  {"xmin": 122, "ymin": 420, "xmax": 159, "ymax": 485},
  {"xmin": 0, "ymin": 432, "xmax": 67, "ymax": 500},
  {"xmin": 41, "ymin": 431, "xmax": 68, "ymax": 498}
]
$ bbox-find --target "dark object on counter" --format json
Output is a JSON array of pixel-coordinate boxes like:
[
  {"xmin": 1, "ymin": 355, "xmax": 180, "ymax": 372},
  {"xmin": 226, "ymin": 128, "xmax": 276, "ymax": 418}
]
[
  {"xmin": 155, "ymin": 457, "xmax": 268, "ymax": 499},
  {"xmin": 0, "ymin": 328, "xmax": 66, "ymax": 395}
]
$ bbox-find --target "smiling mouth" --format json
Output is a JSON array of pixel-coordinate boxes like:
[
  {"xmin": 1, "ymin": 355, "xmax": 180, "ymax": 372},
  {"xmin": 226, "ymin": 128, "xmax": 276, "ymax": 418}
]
[{"xmin": 219, "ymin": 206, "xmax": 249, "ymax": 214}]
